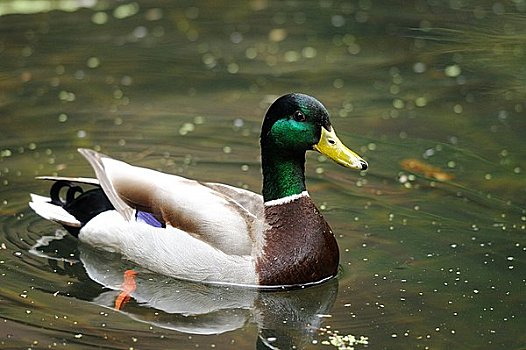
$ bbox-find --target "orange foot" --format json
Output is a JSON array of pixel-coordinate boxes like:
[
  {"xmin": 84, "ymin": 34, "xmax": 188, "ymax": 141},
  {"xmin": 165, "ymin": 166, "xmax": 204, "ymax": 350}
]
[{"xmin": 114, "ymin": 269, "xmax": 138, "ymax": 310}]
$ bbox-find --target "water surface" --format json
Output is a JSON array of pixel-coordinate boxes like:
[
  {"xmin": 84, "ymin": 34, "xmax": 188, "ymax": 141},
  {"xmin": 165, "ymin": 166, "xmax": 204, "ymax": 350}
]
[{"xmin": 1, "ymin": 1, "xmax": 525, "ymax": 349}]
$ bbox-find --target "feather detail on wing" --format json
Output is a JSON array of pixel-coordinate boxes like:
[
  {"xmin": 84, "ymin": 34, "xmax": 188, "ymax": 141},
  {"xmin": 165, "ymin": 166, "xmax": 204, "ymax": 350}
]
[
  {"xmin": 76, "ymin": 149, "xmax": 262, "ymax": 256},
  {"xmin": 202, "ymin": 182, "xmax": 264, "ymax": 219},
  {"xmin": 36, "ymin": 176, "xmax": 100, "ymax": 186},
  {"xmin": 78, "ymin": 148, "xmax": 135, "ymax": 221}
]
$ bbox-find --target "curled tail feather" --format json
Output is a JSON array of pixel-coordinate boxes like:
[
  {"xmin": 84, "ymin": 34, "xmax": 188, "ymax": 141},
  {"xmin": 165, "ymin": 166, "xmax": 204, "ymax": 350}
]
[{"xmin": 30, "ymin": 179, "xmax": 114, "ymax": 236}]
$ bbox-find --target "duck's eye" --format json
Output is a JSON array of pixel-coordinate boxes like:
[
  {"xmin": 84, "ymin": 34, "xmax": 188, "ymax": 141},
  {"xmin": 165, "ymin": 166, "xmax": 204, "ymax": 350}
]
[{"xmin": 293, "ymin": 110, "xmax": 306, "ymax": 122}]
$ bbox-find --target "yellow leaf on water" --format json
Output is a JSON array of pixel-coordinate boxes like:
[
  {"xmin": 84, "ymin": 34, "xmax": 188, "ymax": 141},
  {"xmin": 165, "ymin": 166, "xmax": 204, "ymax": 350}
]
[{"xmin": 400, "ymin": 158, "xmax": 454, "ymax": 181}]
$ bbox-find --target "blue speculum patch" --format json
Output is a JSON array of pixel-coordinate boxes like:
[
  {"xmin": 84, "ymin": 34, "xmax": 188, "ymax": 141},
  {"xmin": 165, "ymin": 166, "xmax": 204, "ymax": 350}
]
[{"xmin": 136, "ymin": 211, "xmax": 164, "ymax": 228}]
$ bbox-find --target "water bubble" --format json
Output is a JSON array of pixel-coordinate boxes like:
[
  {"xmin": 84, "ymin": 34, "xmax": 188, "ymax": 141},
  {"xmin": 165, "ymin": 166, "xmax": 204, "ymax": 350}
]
[
  {"xmin": 113, "ymin": 89, "xmax": 123, "ymax": 99},
  {"xmin": 230, "ymin": 32, "xmax": 243, "ymax": 44},
  {"xmin": 20, "ymin": 71, "xmax": 32, "ymax": 82},
  {"xmin": 91, "ymin": 12, "xmax": 108, "ymax": 24},
  {"xmin": 445, "ymin": 65, "xmax": 461, "ymax": 77},
  {"xmin": 145, "ymin": 8, "xmax": 163, "ymax": 21},
  {"xmin": 333, "ymin": 79, "xmax": 344, "ymax": 88},
  {"xmin": 202, "ymin": 53, "xmax": 216, "ymax": 68},
  {"xmin": 302, "ymin": 46, "xmax": 317, "ymax": 58},
  {"xmin": 233, "ymin": 118, "xmax": 244, "ymax": 128},
  {"xmin": 22, "ymin": 46, "xmax": 33, "ymax": 57},
  {"xmin": 413, "ymin": 62, "xmax": 427, "ymax": 73},
  {"xmin": 392, "ymin": 99, "xmax": 404, "ymax": 109},
  {"xmin": 87, "ymin": 57, "xmax": 100, "ymax": 68},
  {"xmin": 227, "ymin": 63, "xmax": 239, "ymax": 74},
  {"xmin": 331, "ymin": 15, "xmax": 346, "ymax": 27},
  {"xmin": 113, "ymin": 3, "xmax": 139, "ymax": 19},
  {"xmin": 415, "ymin": 97, "xmax": 427, "ymax": 107},
  {"xmin": 392, "ymin": 74, "xmax": 403, "ymax": 85},
  {"xmin": 55, "ymin": 65, "xmax": 65, "ymax": 75},
  {"xmin": 58, "ymin": 90, "xmax": 76, "ymax": 102},
  {"xmin": 74, "ymin": 70, "xmax": 85, "ymax": 80},
  {"xmin": 178, "ymin": 123, "xmax": 195, "ymax": 135},
  {"xmin": 269, "ymin": 28, "xmax": 287, "ymax": 42},
  {"xmin": 423, "ymin": 148, "xmax": 435, "ymax": 157},
  {"xmin": 121, "ymin": 75, "xmax": 133, "ymax": 86},
  {"xmin": 133, "ymin": 26, "xmax": 148, "ymax": 39},
  {"xmin": 284, "ymin": 50, "xmax": 300, "ymax": 62},
  {"xmin": 453, "ymin": 104, "xmax": 463, "ymax": 114},
  {"xmin": 245, "ymin": 47, "xmax": 257, "ymax": 59},
  {"xmin": 347, "ymin": 43, "xmax": 361, "ymax": 55}
]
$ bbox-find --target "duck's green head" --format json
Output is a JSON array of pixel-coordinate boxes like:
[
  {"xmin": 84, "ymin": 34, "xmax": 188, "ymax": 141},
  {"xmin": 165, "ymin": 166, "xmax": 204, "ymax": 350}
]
[{"xmin": 261, "ymin": 93, "xmax": 368, "ymax": 171}]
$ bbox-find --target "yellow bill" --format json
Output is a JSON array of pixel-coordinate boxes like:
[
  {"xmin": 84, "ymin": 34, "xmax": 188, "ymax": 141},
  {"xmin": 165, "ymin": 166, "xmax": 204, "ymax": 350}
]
[{"xmin": 313, "ymin": 126, "xmax": 368, "ymax": 170}]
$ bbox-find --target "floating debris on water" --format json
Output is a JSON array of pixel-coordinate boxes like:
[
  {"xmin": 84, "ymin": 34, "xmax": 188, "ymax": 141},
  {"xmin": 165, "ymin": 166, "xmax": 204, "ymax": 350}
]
[
  {"xmin": 319, "ymin": 327, "xmax": 369, "ymax": 350},
  {"xmin": 400, "ymin": 158, "xmax": 454, "ymax": 181}
]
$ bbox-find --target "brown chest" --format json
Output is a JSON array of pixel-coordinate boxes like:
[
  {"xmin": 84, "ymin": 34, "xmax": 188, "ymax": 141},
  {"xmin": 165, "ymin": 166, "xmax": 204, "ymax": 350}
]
[{"xmin": 256, "ymin": 196, "xmax": 339, "ymax": 286}]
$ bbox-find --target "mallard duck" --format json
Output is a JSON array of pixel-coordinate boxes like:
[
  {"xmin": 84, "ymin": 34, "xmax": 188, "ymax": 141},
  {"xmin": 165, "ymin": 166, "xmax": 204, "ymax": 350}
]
[{"xmin": 29, "ymin": 93, "xmax": 367, "ymax": 288}]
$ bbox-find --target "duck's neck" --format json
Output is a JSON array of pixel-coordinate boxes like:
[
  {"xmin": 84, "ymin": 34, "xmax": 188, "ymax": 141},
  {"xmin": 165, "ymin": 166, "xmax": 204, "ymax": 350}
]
[{"xmin": 261, "ymin": 147, "xmax": 307, "ymax": 202}]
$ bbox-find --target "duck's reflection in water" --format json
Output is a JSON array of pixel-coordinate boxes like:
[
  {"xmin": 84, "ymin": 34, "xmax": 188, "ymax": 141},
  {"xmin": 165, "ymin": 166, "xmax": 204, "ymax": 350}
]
[{"xmin": 34, "ymin": 232, "xmax": 338, "ymax": 349}]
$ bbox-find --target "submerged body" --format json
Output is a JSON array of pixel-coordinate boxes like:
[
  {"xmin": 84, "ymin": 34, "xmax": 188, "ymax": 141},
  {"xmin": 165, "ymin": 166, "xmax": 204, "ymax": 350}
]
[{"xmin": 29, "ymin": 93, "xmax": 367, "ymax": 287}]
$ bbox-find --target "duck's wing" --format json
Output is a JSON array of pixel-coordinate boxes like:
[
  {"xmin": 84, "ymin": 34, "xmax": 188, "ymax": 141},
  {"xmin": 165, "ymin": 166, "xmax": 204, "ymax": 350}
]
[
  {"xmin": 202, "ymin": 182, "xmax": 264, "ymax": 219},
  {"xmin": 36, "ymin": 176, "xmax": 100, "ymax": 185},
  {"xmin": 78, "ymin": 149, "xmax": 259, "ymax": 256},
  {"xmin": 78, "ymin": 149, "xmax": 136, "ymax": 221}
]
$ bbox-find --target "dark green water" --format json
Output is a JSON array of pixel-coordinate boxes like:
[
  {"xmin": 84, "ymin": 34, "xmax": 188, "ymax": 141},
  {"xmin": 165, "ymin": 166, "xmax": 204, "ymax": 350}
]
[{"xmin": 1, "ymin": 1, "xmax": 525, "ymax": 349}]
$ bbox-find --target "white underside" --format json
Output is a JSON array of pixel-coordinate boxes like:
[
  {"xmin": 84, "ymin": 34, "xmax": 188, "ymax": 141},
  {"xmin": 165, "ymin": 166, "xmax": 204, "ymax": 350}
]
[{"xmin": 79, "ymin": 211, "xmax": 258, "ymax": 285}]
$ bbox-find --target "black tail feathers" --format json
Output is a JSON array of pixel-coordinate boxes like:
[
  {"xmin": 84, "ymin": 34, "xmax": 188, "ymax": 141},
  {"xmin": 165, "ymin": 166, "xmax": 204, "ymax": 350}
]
[{"xmin": 50, "ymin": 181, "xmax": 114, "ymax": 236}]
